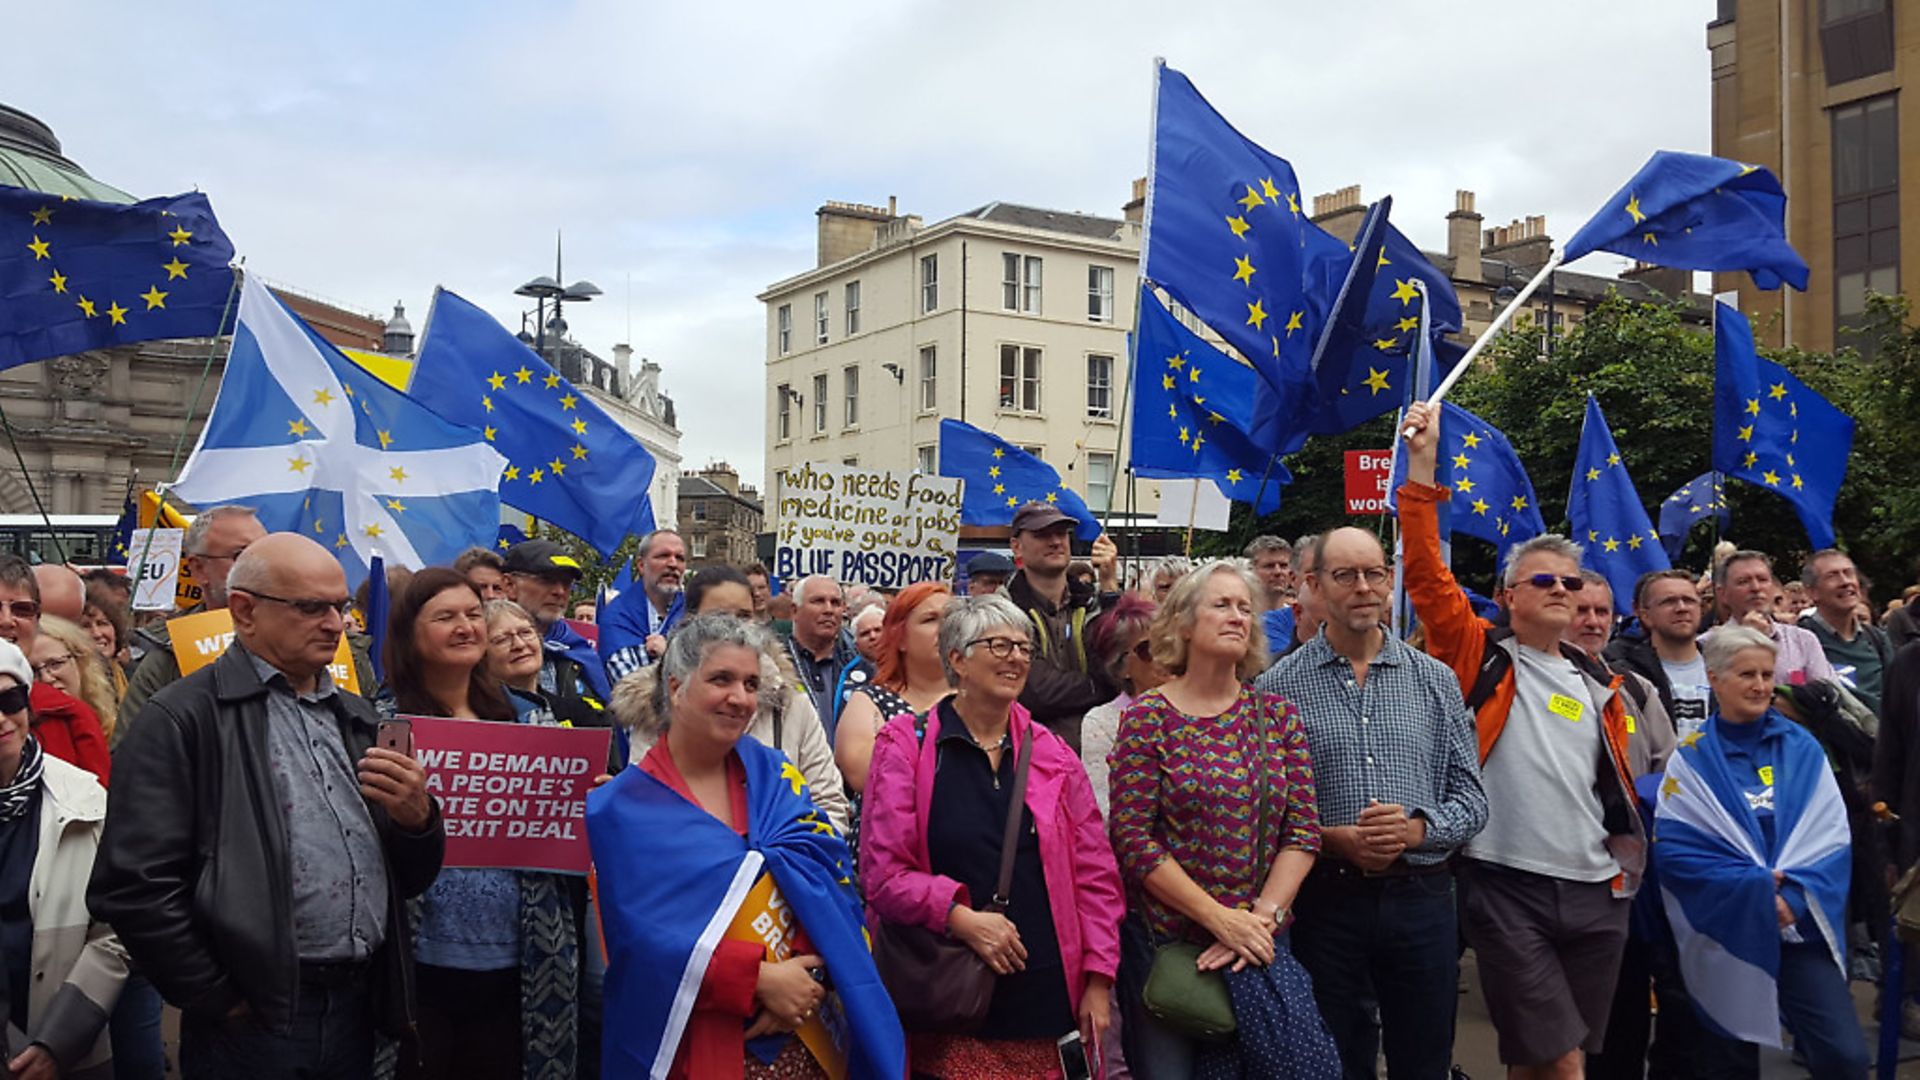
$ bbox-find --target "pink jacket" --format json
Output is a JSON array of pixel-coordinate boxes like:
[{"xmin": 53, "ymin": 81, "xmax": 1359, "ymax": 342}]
[{"xmin": 861, "ymin": 701, "xmax": 1125, "ymax": 1012}]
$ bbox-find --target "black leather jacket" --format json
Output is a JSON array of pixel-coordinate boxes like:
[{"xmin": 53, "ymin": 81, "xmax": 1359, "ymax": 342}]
[{"xmin": 87, "ymin": 645, "xmax": 444, "ymax": 1036}]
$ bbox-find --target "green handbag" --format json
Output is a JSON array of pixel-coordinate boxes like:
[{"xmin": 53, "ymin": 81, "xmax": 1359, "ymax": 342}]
[{"xmin": 1141, "ymin": 941, "xmax": 1237, "ymax": 1041}]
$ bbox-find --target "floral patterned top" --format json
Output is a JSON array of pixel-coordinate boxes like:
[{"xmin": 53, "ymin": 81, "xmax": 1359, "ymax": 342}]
[{"xmin": 1109, "ymin": 685, "xmax": 1320, "ymax": 943}]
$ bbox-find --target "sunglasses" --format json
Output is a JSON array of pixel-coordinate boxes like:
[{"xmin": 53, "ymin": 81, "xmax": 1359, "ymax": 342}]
[
  {"xmin": 0, "ymin": 600, "xmax": 39, "ymax": 621},
  {"xmin": 0, "ymin": 683, "xmax": 28, "ymax": 716},
  {"xmin": 232, "ymin": 588, "xmax": 354, "ymax": 618},
  {"xmin": 1519, "ymin": 573, "xmax": 1585, "ymax": 593}
]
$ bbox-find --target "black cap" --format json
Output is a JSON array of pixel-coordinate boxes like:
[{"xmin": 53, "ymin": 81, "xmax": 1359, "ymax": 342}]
[
  {"xmin": 967, "ymin": 551, "xmax": 1015, "ymax": 577},
  {"xmin": 1010, "ymin": 500, "xmax": 1076, "ymax": 535},
  {"xmin": 503, "ymin": 538, "xmax": 584, "ymax": 578}
]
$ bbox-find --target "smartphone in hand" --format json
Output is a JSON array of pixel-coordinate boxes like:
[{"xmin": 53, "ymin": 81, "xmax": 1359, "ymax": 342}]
[
  {"xmin": 1057, "ymin": 1030, "xmax": 1093, "ymax": 1080},
  {"xmin": 376, "ymin": 719, "xmax": 413, "ymax": 756}
]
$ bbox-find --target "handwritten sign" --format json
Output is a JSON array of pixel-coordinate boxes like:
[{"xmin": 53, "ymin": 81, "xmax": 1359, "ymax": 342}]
[
  {"xmin": 167, "ymin": 607, "xmax": 361, "ymax": 695},
  {"xmin": 772, "ymin": 462, "xmax": 961, "ymax": 589},
  {"xmin": 411, "ymin": 716, "xmax": 611, "ymax": 874},
  {"xmin": 125, "ymin": 529, "xmax": 183, "ymax": 611}
]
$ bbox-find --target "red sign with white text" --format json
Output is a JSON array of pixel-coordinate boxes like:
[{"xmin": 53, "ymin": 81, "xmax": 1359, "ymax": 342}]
[
  {"xmin": 1344, "ymin": 450, "xmax": 1395, "ymax": 515},
  {"xmin": 409, "ymin": 716, "xmax": 611, "ymax": 875}
]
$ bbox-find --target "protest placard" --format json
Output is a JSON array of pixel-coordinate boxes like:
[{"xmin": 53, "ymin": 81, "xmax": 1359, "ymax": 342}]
[
  {"xmin": 125, "ymin": 528, "xmax": 183, "ymax": 611},
  {"xmin": 167, "ymin": 607, "xmax": 361, "ymax": 694},
  {"xmin": 772, "ymin": 461, "xmax": 962, "ymax": 589},
  {"xmin": 410, "ymin": 716, "xmax": 610, "ymax": 874}
]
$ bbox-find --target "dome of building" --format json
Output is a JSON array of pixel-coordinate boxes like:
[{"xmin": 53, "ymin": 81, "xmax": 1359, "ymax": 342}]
[{"xmin": 0, "ymin": 104, "xmax": 132, "ymax": 202}]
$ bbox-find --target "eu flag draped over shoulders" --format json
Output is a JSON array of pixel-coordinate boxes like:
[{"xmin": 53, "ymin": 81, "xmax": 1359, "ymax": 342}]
[
  {"xmin": 1563, "ymin": 151, "xmax": 1809, "ymax": 290},
  {"xmin": 0, "ymin": 186, "xmax": 236, "ymax": 372},
  {"xmin": 1711, "ymin": 299, "xmax": 1853, "ymax": 547},
  {"xmin": 412, "ymin": 289, "xmax": 657, "ymax": 556},
  {"xmin": 1390, "ymin": 402, "xmax": 1544, "ymax": 556},
  {"xmin": 1568, "ymin": 396, "xmax": 1670, "ymax": 613},
  {"xmin": 1130, "ymin": 285, "xmax": 1287, "ymax": 513},
  {"xmin": 939, "ymin": 419, "xmax": 1100, "ymax": 540}
]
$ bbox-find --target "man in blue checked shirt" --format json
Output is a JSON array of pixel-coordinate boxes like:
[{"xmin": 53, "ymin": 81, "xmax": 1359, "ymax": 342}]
[{"xmin": 1255, "ymin": 527, "xmax": 1487, "ymax": 1080}]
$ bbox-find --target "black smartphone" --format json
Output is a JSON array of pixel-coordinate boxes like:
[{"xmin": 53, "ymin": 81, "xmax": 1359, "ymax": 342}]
[
  {"xmin": 1057, "ymin": 1030, "xmax": 1093, "ymax": 1080},
  {"xmin": 376, "ymin": 718, "xmax": 413, "ymax": 756}
]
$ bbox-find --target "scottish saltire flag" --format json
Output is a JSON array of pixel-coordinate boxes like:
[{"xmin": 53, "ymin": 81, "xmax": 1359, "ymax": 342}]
[
  {"xmin": 588, "ymin": 735, "xmax": 906, "ymax": 1079},
  {"xmin": 1711, "ymin": 300, "xmax": 1853, "ymax": 547},
  {"xmin": 1659, "ymin": 471, "xmax": 1729, "ymax": 559},
  {"xmin": 0, "ymin": 186, "xmax": 237, "ymax": 372},
  {"xmin": 1130, "ymin": 286, "xmax": 1286, "ymax": 513},
  {"xmin": 169, "ymin": 275, "xmax": 505, "ymax": 587},
  {"xmin": 1569, "ymin": 396, "xmax": 1670, "ymax": 613},
  {"xmin": 1390, "ymin": 401, "xmax": 1545, "ymax": 556},
  {"xmin": 1654, "ymin": 712, "xmax": 1851, "ymax": 1046},
  {"xmin": 413, "ymin": 289, "xmax": 656, "ymax": 556},
  {"xmin": 939, "ymin": 419, "xmax": 1100, "ymax": 540},
  {"xmin": 1563, "ymin": 152, "xmax": 1809, "ymax": 290}
]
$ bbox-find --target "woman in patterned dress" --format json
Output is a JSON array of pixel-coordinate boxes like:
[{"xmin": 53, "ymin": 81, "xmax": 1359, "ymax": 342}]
[{"xmin": 1108, "ymin": 560, "xmax": 1333, "ymax": 1078}]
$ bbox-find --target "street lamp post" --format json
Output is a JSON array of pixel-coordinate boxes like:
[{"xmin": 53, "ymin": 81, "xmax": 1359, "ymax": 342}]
[{"xmin": 514, "ymin": 233, "xmax": 603, "ymax": 362}]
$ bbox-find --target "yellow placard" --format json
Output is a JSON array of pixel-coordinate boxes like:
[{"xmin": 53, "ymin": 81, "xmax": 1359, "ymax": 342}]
[
  {"xmin": 168, "ymin": 608, "xmax": 361, "ymax": 695},
  {"xmin": 1547, "ymin": 693, "xmax": 1586, "ymax": 723},
  {"xmin": 1624, "ymin": 714, "xmax": 1637, "ymax": 734},
  {"xmin": 723, "ymin": 872, "xmax": 848, "ymax": 1080},
  {"xmin": 1758, "ymin": 765, "xmax": 1774, "ymax": 787}
]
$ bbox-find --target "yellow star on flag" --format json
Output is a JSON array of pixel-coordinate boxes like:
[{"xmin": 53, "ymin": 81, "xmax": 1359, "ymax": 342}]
[
  {"xmin": 1737, "ymin": 424, "xmax": 1753, "ymax": 442},
  {"xmin": 1045, "ymin": 491, "xmax": 1059, "ymax": 504},
  {"xmin": 140, "ymin": 285, "xmax": 169, "ymax": 310},
  {"xmin": 1455, "ymin": 476, "xmax": 1476, "ymax": 494},
  {"xmin": 1389, "ymin": 279, "xmax": 1419, "ymax": 304},
  {"xmin": 389, "ymin": 466, "xmax": 408, "ymax": 483},
  {"xmin": 1232, "ymin": 255, "xmax": 1256, "ymax": 285},
  {"xmin": 572, "ymin": 444, "xmax": 588, "ymax": 460},
  {"xmin": 1643, "ymin": 232, "xmax": 1658, "ymax": 247},
  {"xmin": 75, "ymin": 296, "xmax": 97, "ymax": 318},
  {"xmin": 550, "ymin": 459, "xmax": 567, "ymax": 477},
  {"xmin": 1372, "ymin": 338, "xmax": 1397, "ymax": 351},
  {"xmin": 162, "ymin": 257, "xmax": 190, "ymax": 281},
  {"xmin": 1226, "ymin": 468, "xmax": 1243, "ymax": 483},
  {"xmin": 1363, "ymin": 367, "xmax": 1391, "ymax": 395},
  {"xmin": 1743, "ymin": 451, "xmax": 1758, "ymax": 468},
  {"xmin": 1245, "ymin": 299, "xmax": 1268, "ymax": 330},
  {"xmin": 1461, "ymin": 433, "xmax": 1482, "ymax": 449},
  {"xmin": 106, "ymin": 301, "xmax": 128, "ymax": 326},
  {"xmin": 481, "ymin": 395, "xmax": 493, "ymax": 413},
  {"xmin": 1284, "ymin": 310, "xmax": 1303, "ymax": 336},
  {"xmin": 1762, "ymin": 469, "xmax": 1781, "ymax": 486},
  {"xmin": 515, "ymin": 367, "xmax": 533, "ymax": 384},
  {"xmin": 1606, "ymin": 452, "xmax": 1621, "ymax": 466},
  {"xmin": 25, "ymin": 235, "xmax": 50, "ymax": 260},
  {"xmin": 377, "ymin": 430, "xmax": 393, "ymax": 449},
  {"xmin": 1625, "ymin": 195, "xmax": 1646, "ymax": 224},
  {"xmin": 385, "ymin": 499, "xmax": 406, "ymax": 513},
  {"xmin": 1604, "ymin": 537, "xmax": 1620, "ymax": 552},
  {"xmin": 312, "ymin": 388, "xmax": 336, "ymax": 407},
  {"xmin": 570, "ymin": 417, "xmax": 588, "ymax": 436},
  {"xmin": 1511, "ymin": 495, "xmax": 1529, "ymax": 511},
  {"xmin": 1586, "ymin": 467, "xmax": 1601, "ymax": 481},
  {"xmin": 1162, "ymin": 373, "xmax": 1176, "ymax": 391},
  {"xmin": 1627, "ymin": 534, "xmax": 1644, "ymax": 550},
  {"xmin": 988, "ymin": 465, "xmax": 1001, "ymax": 478},
  {"xmin": 559, "ymin": 394, "xmax": 578, "ymax": 411},
  {"xmin": 1768, "ymin": 382, "xmax": 1788, "ymax": 400},
  {"xmin": 487, "ymin": 371, "xmax": 507, "ymax": 391},
  {"xmin": 287, "ymin": 456, "xmax": 310, "ymax": 474},
  {"xmin": 483, "ymin": 425, "xmax": 497, "ymax": 441},
  {"xmin": 1471, "ymin": 499, "xmax": 1490, "ymax": 515},
  {"xmin": 1396, "ymin": 316, "xmax": 1419, "ymax": 332},
  {"xmin": 288, "ymin": 419, "xmax": 310, "ymax": 436},
  {"xmin": 1189, "ymin": 366, "xmax": 1202, "ymax": 383},
  {"xmin": 1166, "ymin": 354, "xmax": 1186, "ymax": 369},
  {"xmin": 47, "ymin": 270, "xmax": 67, "ymax": 294},
  {"xmin": 779, "ymin": 761, "xmax": 808, "ymax": 796},
  {"xmin": 1004, "ymin": 495, "xmax": 1016, "ymax": 508},
  {"xmin": 1452, "ymin": 452, "xmax": 1471, "ymax": 469},
  {"xmin": 543, "ymin": 372, "xmax": 561, "ymax": 389},
  {"xmin": 1225, "ymin": 214, "xmax": 1251, "ymax": 239},
  {"xmin": 167, "ymin": 226, "xmax": 192, "ymax": 246},
  {"xmin": 1260, "ymin": 177, "xmax": 1281, "ymax": 202},
  {"xmin": 503, "ymin": 465, "xmax": 520, "ymax": 481},
  {"xmin": 529, "ymin": 468, "xmax": 545, "ymax": 484},
  {"xmin": 28, "ymin": 206, "xmax": 52, "ymax": 226},
  {"xmin": 992, "ymin": 448, "xmax": 1003, "ymax": 459},
  {"xmin": 335, "ymin": 534, "xmax": 349, "ymax": 550},
  {"xmin": 363, "ymin": 523, "xmax": 383, "ymax": 539},
  {"xmin": 1745, "ymin": 398, "xmax": 1761, "ymax": 416},
  {"xmin": 1237, "ymin": 185, "xmax": 1264, "ymax": 211},
  {"xmin": 1661, "ymin": 775, "xmax": 1681, "ymax": 797},
  {"xmin": 1791, "ymin": 474, "xmax": 1804, "ymax": 489}
]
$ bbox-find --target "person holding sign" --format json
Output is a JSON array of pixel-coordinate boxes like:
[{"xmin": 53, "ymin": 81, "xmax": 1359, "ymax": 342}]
[{"xmin": 588, "ymin": 615, "xmax": 905, "ymax": 1079}]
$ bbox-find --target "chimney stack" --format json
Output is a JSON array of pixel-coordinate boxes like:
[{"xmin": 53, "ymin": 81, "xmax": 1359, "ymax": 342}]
[
  {"xmin": 1482, "ymin": 215, "xmax": 1554, "ymax": 275},
  {"xmin": 1309, "ymin": 185, "xmax": 1367, "ymax": 244},
  {"xmin": 1621, "ymin": 260, "xmax": 1692, "ymax": 300},
  {"xmin": 612, "ymin": 343, "xmax": 633, "ymax": 393},
  {"xmin": 1446, "ymin": 191, "xmax": 1483, "ymax": 284},
  {"xmin": 1123, "ymin": 177, "xmax": 1147, "ymax": 224},
  {"xmin": 815, "ymin": 199, "xmax": 898, "ymax": 267}
]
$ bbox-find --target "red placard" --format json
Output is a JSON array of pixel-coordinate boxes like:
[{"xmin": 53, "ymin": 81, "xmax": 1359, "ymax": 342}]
[
  {"xmin": 1344, "ymin": 449, "xmax": 1395, "ymax": 515},
  {"xmin": 409, "ymin": 716, "xmax": 612, "ymax": 875}
]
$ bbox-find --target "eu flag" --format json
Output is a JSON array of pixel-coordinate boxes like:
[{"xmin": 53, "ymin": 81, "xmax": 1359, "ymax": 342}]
[
  {"xmin": 412, "ymin": 289, "xmax": 658, "ymax": 557},
  {"xmin": 496, "ymin": 522, "xmax": 529, "ymax": 552},
  {"xmin": 1568, "ymin": 396, "xmax": 1670, "ymax": 613},
  {"xmin": 0, "ymin": 186, "xmax": 237, "ymax": 372},
  {"xmin": 1712, "ymin": 300, "xmax": 1853, "ymax": 547},
  {"xmin": 1658, "ymin": 471, "xmax": 1728, "ymax": 559},
  {"xmin": 1302, "ymin": 199, "xmax": 1397, "ymax": 435},
  {"xmin": 1390, "ymin": 401, "xmax": 1545, "ymax": 556},
  {"xmin": 1130, "ymin": 286, "xmax": 1287, "ymax": 513},
  {"xmin": 1563, "ymin": 152, "xmax": 1809, "ymax": 290},
  {"xmin": 938, "ymin": 419, "xmax": 1099, "ymax": 541},
  {"xmin": 108, "ymin": 489, "xmax": 137, "ymax": 563}
]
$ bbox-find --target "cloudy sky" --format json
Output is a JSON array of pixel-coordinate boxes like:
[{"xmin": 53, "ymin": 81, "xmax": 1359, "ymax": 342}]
[{"xmin": 11, "ymin": 1, "xmax": 1715, "ymax": 487}]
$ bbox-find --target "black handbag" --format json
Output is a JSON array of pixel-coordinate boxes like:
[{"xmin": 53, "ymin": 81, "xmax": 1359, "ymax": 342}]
[{"xmin": 870, "ymin": 715, "xmax": 1034, "ymax": 1033}]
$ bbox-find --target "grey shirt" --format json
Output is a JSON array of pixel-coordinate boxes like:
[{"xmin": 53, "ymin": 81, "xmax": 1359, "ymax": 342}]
[
  {"xmin": 246, "ymin": 648, "xmax": 390, "ymax": 962},
  {"xmin": 1466, "ymin": 644, "xmax": 1619, "ymax": 882}
]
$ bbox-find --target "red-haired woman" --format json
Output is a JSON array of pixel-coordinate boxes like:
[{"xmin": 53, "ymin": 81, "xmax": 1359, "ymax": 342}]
[{"xmin": 835, "ymin": 583, "xmax": 954, "ymax": 793}]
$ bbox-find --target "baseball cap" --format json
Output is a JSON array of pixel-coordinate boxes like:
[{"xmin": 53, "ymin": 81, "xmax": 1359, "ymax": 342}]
[
  {"xmin": 1010, "ymin": 501, "xmax": 1076, "ymax": 535},
  {"xmin": 967, "ymin": 552, "xmax": 1015, "ymax": 577},
  {"xmin": 502, "ymin": 539, "xmax": 584, "ymax": 579}
]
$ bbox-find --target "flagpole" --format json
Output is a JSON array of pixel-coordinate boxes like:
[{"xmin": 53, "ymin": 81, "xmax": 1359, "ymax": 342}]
[
  {"xmin": 1105, "ymin": 56, "xmax": 1164, "ymax": 540},
  {"xmin": 1401, "ymin": 251, "xmax": 1564, "ymax": 438},
  {"xmin": 1388, "ymin": 280, "xmax": 1434, "ymax": 636}
]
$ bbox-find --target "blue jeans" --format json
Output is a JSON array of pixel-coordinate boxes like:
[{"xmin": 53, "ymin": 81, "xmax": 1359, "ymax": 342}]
[
  {"xmin": 1697, "ymin": 929, "xmax": 1871, "ymax": 1080},
  {"xmin": 1290, "ymin": 865, "xmax": 1458, "ymax": 1080},
  {"xmin": 1117, "ymin": 915, "xmax": 1197, "ymax": 1078},
  {"xmin": 179, "ymin": 976, "xmax": 375, "ymax": 1080},
  {"xmin": 109, "ymin": 971, "xmax": 168, "ymax": 1080}
]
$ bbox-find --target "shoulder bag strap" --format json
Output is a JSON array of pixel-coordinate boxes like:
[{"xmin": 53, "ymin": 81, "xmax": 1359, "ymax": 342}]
[
  {"xmin": 989, "ymin": 730, "xmax": 1036, "ymax": 911},
  {"xmin": 1248, "ymin": 690, "xmax": 1270, "ymax": 873}
]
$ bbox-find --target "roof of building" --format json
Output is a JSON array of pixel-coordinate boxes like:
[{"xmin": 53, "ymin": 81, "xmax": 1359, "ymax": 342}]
[
  {"xmin": 960, "ymin": 202, "xmax": 1129, "ymax": 242},
  {"xmin": 0, "ymin": 104, "xmax": 132, "ymax": 203},
  {"xmin": 679, "ymin": 474, "xmax": 762, "ymax": 509}
]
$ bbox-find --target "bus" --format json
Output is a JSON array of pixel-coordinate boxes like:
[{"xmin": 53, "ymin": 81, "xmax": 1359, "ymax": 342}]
[{"xmin": 0, "ymin": 514, "xmax": 122, "ymax": 566}]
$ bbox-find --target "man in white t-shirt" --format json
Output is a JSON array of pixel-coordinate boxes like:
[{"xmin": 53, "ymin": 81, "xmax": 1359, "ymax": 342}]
[{"xmin": 1606, "ymin": 569, "xmax": 1713, "ymax": 739}]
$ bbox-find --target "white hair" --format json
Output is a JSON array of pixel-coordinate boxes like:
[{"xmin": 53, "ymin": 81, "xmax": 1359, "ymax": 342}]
[{"xmin": 1702, "ymin": 625, "xmax": 1777, "ymax": 674}]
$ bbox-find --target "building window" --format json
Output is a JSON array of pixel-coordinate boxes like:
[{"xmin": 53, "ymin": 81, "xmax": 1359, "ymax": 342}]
[
  {"xmin": 1088, "ymin": 265, "xmax": 1115, "ymax": 323},
  {"xmin": 691, "ymin": 534, "xmax": 708, "ymax": 558},
  {"xmin": 776, "ymin": 304, "xmax": 791, "ymax": 354},
  {"xmin": 845, "ymin": 280, "xmax": 861, "ymax": 335},
  {"xmin": 916, "ymin": 445, "xmax": 937, "ymax": 474},
  {"xmin": 1001, "ymin": 254, "xmax": 1042, "ymax": 313},
  {"xmin": 999, "ymin": 345, "xmax": 1042, "ymax": 412},
  {"xmin": 1021, "ymin": 445, "xmax": 1046, "ymax": 458},
  {"xmin": 1833, "ymin": 95, "xmax": 1898, "ymax": 341},
  {"xmin": 1820, "ymin": 0, "xmax": 1892, "ymax": 83},
  {"xmin": 775, "ymin": 383, "xmax": 792, "ymax": 441},
  {"xmin": 1087, "ymin": 452, "xmax": 1115, "ymax": 512},
  {"xmin": 1086, "ymin": 354, "xmax": 1114, "ymax": 419},
  {"xmin": 812, "ymin": 373, "xmax": 828, "ymax": 433},
  {"xmin": 918, "ymin": 345, "xmax": 937, "ymax": 412},
  {"xmin": 843, "ymin": 456, "xmax": 859, "ymax": 467},
  {"xmin": 692, "ymin": 501, "xmax": 708, "ymax": 522},
  {"xmin": 920, "ymin": 254, "xmax": 939, "ymax": 313},
  {"xmin": 814, "ymin": 292, "xmax": 829, "ymax": 345},
  {"xmin": 843, "ymin": 365, "xmax": 860, "ymax": 428}
]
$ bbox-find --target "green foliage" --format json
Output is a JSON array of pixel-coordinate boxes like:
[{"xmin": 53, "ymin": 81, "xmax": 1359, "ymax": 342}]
[{"xmin": 525, "ymin": 521, "xmax": 639, "ymax": 603}]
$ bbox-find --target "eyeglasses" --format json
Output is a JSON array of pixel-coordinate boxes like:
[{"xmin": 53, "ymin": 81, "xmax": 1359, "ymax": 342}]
[
  {"xmin": 488, "ymin": 627, "xmax": 541, "ymax": 649},
  {"xmin": 232, "ymin": 588, "xmax": 353, "ymax": 618},
  {"xmin": 968, "ymin": 637, "xmax": 1034, "ymax": 660},
  {"xmin": 191, "ymin": 547, "xmax": 250, "ymax": 564},
  {"xmin": 1519, "ymin": 574, "xmax": 1585, "ymax": 593},
  {"xmin": 30, "ymin": 654, "xmax": 72, "ymax": 680},
  {"xmin": 0, "ymin": 684, "xmax": 27, "ymax": 716},
  {"xmin": 1325, "ymin": 566, "xmax": 1392, "ymax": 588},
  {"xmin": 0, "ymin": 600, "xmax": 39, "ymax": 621}
]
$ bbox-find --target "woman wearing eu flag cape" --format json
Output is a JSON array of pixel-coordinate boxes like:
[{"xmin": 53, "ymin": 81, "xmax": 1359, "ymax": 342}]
[
  {"xmin": 1652, "ymin": 625, "xmax": 1868, "ymax": 1078},
  {"xmin": 586, "ymin": 615, "xmax": 904, "ymax": 1080}
]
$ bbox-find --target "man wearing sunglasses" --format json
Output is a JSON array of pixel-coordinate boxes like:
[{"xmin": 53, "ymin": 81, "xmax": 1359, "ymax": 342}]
[
  {"xmin": 1399, "ymin": 402, "xmax": 1648, "ymax": 1080},
  {"xmin": 92, "ymin": 532, "xmax": 443, "ymax": 1080}
]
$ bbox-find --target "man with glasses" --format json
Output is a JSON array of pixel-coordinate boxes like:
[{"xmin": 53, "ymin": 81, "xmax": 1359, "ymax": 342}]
[
  {"xmin": 0, "ymin": 555, "xmax": 111, "ymax": 781},
  {"xmin": 1606, "ymin": 569, "xmax": 1711, "ymax": 739},
  {"xmin": 1399, "ymin": 402, "xmax": 1647, "ymax": 1080},
  {"xmin": 1256, "ymin": 527, "xmax": 1486, "ymax": 1080},
  {"xmin": 93, "ymin": 533, "xmax": 443, "ymax": 1080},
  {"xmin": 1799, "ymin": 549, "xmax": 1892, "ymax": 714},
  {"xmin": 119, "ymin": 505, "xmax": 267, "ymax": 728}
]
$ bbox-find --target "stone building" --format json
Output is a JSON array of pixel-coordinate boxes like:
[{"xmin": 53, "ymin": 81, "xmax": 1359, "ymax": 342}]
[{"xmin": 676, "ymin": 463, "xmax": 761, "ymax": 567}]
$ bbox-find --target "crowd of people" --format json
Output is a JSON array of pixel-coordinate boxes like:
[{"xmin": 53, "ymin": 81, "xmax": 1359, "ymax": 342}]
[{"xmin": 0, "ymin": 404, "xmax": 1914, "ymax": 1077}]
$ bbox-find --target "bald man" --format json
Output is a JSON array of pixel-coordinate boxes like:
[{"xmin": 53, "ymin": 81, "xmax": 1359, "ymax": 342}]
[
  {"xmin": 33, "ymin": 563, "xmax": 85, "ymax": 621},
  {"xmin": 92, "ymin": 533, "xmax": 443, "ymax": 1079}
]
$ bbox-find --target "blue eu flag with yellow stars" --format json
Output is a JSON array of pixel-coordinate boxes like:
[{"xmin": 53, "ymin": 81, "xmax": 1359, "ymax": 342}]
[
  {"xmin": 1130, "ymin": 286, "xmax": 1287, "ymax": 513},
  {"xmin": 1563, "ymin": 152, "xmax": 1809, "ymax": 290},
  {"xmin": 0, "ymin": 186, "xmax": 236, "ymax": 372},
  {"xmin": 1391, "ymin": 402, "xmax": 1545, "ymax": 556},
  {"xmin": 1568, "ymin": 396, "xmax": 1670, "ymax": 613},
  {"xmin": 1658, "ymin": 472, "xmax": 1728, "ymax": 560},
  {"xmin": 1712, "ymin": 299, "xmax": 1853, "ymax": 547},
  {"xmin": 939, "ymin": 419, "xmax": 1100, "ymax": 541},
  {"xmin": 496, "ymin": 521, "xmax": 529, "ymax": 552},
  {"xmin": 108, "ymin": 489, "xmax": 137, "ymax": 563},
  {"xmin": 412, "ymin": 289, "xmax": 658, "ymax": 557}
]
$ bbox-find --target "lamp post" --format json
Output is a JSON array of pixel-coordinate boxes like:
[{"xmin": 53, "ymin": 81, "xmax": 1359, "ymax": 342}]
[{"xmin": 514, "ymin": 233, "xmax": 602, "ymax": 360}]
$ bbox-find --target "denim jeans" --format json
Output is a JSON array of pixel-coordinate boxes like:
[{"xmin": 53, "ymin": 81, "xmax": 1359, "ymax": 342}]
[
  {"xmin": 1116, "ymin": 914, "xmax": 1197, "ymax": 1079},
  {"xmin": 179, "ymin": 976, "xmax": 375, "ymax": 1080},
  {"xmin": 108, "ymin": 971, "xmax": 168, "ymax": 1080},
  {"xmin": 1290, "ymin": 866, "xmax": 1458, "ymax": 1080},
  {"xmin": 1696, "ymin": 928, "xmax": 1872, "ymax": 1080}
]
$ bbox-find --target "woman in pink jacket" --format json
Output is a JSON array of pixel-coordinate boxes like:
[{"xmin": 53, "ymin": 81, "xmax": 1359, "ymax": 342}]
[{"xmin": 862, "ymin": 593, "xmax": 1125, "ymax": 1079}]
